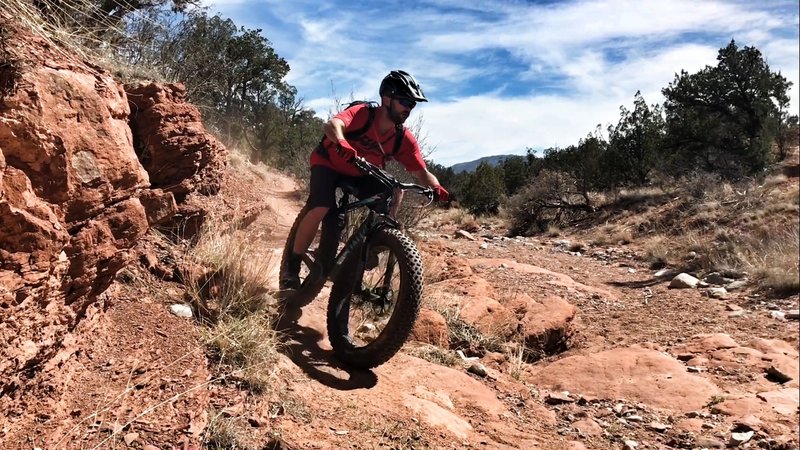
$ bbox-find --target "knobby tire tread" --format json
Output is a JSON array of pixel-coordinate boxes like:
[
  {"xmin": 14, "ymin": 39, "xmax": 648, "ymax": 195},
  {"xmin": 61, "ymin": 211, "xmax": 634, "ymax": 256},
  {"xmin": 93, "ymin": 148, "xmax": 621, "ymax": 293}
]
[{"xmin": 326, "ymin": 228, "xmax": 424, "ymax": 369}]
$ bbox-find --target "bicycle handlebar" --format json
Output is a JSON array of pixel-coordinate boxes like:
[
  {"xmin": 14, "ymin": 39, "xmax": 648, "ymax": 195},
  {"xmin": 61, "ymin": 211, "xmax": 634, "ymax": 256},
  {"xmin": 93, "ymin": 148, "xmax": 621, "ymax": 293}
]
[{"xmin": 352, "ymin": 157, "xmax": 434, "ymax": 202}]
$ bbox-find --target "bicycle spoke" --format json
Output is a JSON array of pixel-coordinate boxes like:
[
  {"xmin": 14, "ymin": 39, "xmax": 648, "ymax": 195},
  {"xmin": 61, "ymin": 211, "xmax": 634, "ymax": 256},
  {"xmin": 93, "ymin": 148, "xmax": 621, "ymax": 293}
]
[{"xmin": 342, "ymin": 244, "xmax": 400, "ymax": 346}]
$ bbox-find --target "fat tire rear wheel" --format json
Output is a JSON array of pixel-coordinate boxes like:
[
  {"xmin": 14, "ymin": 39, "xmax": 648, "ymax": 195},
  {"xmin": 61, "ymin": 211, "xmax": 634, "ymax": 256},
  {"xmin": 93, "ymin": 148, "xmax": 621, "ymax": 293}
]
[
  {"xmin": 280, "ymin": 207, "xmax": 340, "ymax": 307},
  {"xmin": 326, "ymin": 227, "xmax": 423, "ymax": 369}
]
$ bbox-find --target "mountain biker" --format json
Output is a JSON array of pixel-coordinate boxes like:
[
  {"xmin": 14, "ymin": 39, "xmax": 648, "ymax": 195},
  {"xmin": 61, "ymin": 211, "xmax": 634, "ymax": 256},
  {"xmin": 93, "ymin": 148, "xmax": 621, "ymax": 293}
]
[{"xmin": 280, "ymin": 70, "xmax": 449, "ymax": 290}]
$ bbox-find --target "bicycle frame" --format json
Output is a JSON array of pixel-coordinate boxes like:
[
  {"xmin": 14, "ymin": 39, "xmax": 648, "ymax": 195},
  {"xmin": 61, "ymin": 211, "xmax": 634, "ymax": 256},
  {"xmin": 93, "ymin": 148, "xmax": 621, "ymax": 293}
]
[
  {"xmin": 327, "ymin": 192, "xmax": 396, "ymax": 281},
  {"xmin": 312, "ymin": 158, "xmax": 432, "ymax": 286}
]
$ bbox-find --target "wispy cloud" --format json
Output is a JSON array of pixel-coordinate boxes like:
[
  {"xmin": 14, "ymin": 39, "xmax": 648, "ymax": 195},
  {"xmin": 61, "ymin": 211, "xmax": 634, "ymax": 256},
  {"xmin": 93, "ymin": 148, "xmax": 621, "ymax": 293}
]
[{"xmin": 202, "ymin": 0, "xmax": 800, "ymax": 166}]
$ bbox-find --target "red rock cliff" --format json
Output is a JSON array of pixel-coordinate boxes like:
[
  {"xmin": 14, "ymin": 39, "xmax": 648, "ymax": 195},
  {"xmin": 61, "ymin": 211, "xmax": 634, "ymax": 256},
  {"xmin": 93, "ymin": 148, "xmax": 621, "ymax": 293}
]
[{"xmin": 0, "ymin": 15, "xmax": 226, "ymax": 390}]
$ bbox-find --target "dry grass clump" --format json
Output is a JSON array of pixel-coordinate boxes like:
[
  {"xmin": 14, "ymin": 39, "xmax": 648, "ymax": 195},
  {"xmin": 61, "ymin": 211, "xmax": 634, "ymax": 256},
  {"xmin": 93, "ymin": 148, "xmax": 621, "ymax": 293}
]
[
  {"xmin": 204, "ymin": 313, "xmax": 282, "ymax": 393},
  {"xmin": 762, "ymin": 173, "xmax": 789, "ymax": 190},
  {"xmin": 4, "ymin": 0, "xmax": 127, "ymax": 60},
  {"xmin": 439, "ymin": 306, "xmax": 505, "ymax": 355},
  {"xmin": 614, "ymin": 186, "xmax": 669, "ymax": 206},
  {"xmin": 203, "ymin": 413, "xmax": 248, "ymax": 449},
  {"xmin": 405, "ymin": 343, "xmax": 460, "ymax": 367},
  {"xmin": 643, "ymin": 236, "xmax": 671, "ymax": 269},
  {"xmin": 709, "ymin": 224, "xmax": 800, "ymax": 297},
  {"xmin": 545, "ymin": 224, "xmax": 561, "ymax": 237},
  {"xmin": 589, "ymin": 223, "xmax": 633, "ymax": 246},
  {"xmin": 505, "ymin": 342, "xmax": 527, "ymax": 380},
  {"xmin": 182, "ymin": 212, "xmax": 283, "ymax": 392},
  {"xmin": 431, "ymin": 207, "xmax": 480, "ymax": 232},
  {"xmin": 203, "ymin": 409, "xmax": 287, "ymax": 450},
  {"xmin": 184, "ymin": 214, "xmax": 275, "ymax": 317}
]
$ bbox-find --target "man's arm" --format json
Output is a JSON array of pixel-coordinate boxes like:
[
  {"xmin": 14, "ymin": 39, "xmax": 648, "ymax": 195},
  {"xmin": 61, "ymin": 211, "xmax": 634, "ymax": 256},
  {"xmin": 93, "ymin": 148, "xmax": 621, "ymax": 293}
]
[
  {"xmin": 324, "ymin": 117, "xmax": 358, "ymax": 161},
  {"xmin": 323, "ymin": 117, "xmax": 347, "ymax": 142},
  {"xmin": 410, "ymin": 169, "xmax": 441, "ymax": 188}
]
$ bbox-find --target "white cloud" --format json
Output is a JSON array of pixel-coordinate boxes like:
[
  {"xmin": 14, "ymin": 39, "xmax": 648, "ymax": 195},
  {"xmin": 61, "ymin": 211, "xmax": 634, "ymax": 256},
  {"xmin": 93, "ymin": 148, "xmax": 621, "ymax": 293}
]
[
  {"xmin": 423, "ymin": 94, "xmax": 620, "ymax": 166},
  {"xmin": 203, "ymin": 0, "xmax": 799, "ymax": 166}
]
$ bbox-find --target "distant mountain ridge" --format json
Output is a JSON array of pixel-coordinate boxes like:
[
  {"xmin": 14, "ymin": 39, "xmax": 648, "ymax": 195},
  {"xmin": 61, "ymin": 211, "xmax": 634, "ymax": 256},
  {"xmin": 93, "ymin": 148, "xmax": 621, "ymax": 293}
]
[{"xmin": 449, "ymin": 154, "xmax": 517, "ymax": 173}]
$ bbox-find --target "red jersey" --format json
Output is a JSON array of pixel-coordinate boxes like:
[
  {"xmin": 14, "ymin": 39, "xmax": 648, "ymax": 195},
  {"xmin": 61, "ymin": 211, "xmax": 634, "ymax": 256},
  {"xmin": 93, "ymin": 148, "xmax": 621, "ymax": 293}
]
[{"xmin": 310, "ymin": 103, "xmax": 427, "ymax": 177}]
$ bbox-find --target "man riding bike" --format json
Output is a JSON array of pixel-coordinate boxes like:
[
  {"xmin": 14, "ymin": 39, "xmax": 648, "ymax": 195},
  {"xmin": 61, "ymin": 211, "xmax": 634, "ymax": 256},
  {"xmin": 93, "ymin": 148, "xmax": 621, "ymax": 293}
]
[{"xmin": 280, "ymin": 70, "xmax": 449, "ymax": 291}]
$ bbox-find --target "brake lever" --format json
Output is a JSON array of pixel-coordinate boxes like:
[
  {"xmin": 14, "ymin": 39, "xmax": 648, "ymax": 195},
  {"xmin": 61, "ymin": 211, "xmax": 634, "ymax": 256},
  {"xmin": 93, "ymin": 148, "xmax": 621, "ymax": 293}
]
[{"xmin": 419, "ymin": 188, "xmax": 435, "ymax": 207}]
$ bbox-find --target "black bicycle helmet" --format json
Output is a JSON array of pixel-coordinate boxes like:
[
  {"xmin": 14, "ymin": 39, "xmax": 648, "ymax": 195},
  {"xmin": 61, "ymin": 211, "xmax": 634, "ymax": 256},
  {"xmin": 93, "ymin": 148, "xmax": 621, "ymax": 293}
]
[{"xmin": 379, "ymin": 70, "xmax": 428, "ymax": 102}]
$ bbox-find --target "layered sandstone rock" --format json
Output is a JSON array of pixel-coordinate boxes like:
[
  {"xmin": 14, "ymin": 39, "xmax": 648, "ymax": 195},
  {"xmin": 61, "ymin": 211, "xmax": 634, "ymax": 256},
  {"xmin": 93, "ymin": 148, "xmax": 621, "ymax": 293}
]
[{"xmin": 0, "ymin": 16, "xmax": 225, "ymax": 390}]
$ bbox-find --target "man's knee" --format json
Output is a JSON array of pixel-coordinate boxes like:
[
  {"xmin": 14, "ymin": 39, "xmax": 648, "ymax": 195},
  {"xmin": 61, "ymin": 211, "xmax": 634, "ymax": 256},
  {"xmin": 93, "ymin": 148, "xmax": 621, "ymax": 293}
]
[{"xmin": 305, "ymin": 206, "xmax": 330, "ymax": 223}]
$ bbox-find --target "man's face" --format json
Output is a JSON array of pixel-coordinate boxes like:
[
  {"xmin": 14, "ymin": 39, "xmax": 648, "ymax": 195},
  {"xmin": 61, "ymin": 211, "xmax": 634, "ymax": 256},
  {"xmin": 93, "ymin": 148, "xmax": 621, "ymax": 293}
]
[{"xmin": 386, "ymin": 96, "xmax": 416, "ymax": 125}]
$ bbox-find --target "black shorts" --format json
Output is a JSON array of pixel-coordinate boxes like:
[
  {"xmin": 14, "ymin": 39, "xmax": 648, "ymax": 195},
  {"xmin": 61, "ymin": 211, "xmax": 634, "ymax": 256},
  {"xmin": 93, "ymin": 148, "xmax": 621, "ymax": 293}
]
[{"xmin": 307, "ymin": 165, "xmax": 387, "ymax": 209}]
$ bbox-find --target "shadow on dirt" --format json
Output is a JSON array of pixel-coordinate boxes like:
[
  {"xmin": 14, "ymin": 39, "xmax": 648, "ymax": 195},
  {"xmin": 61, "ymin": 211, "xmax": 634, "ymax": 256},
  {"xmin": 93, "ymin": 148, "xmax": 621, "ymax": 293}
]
[
  {"xmin": 274, "ymin": 305, "xmax": 377, "ymax": 391},
  {"xmin": 607, "ymin": 277, "xmax": 663, "ymax": 289}
]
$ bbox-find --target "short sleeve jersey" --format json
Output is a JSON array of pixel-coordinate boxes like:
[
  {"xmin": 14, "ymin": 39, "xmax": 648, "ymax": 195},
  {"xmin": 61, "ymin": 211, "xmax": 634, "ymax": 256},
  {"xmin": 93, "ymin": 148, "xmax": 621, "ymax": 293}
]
[{"xmin": 310, "ymin": 103, "xmax": 427, "ymax": 177}]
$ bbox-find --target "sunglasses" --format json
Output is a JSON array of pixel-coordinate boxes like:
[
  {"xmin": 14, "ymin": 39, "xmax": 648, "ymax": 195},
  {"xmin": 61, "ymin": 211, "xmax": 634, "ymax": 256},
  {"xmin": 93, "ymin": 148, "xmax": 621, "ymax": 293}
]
[{"xmin": 395, "ymin": 97, "xmax": 416, "ymax": 109}]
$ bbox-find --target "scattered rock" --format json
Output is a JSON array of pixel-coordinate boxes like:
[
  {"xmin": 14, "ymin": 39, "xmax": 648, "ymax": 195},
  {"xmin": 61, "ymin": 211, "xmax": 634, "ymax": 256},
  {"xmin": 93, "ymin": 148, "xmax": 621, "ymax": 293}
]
[
  {"xmin": 766, "ymin": 365, "xmax": 795, "ymax": 383},
  {"xmin": 455, "ymin": 230, "xmax": 477, "ymax": 240},
  {"xmin": 648, "ymin": 421, "xmax": 670, "ymax": 432},
  {"xmin": 694, "ymin": 437, "xmax": 725, "ymax": 448},
  {"xmin": 786, "ymin": 310, "xmax": 800, "ymax": 320},
  {"xmin": 705, "ymin": 272, "xmax": 732, "ymax": 285},
  {"xmin": 168, "ymin": 304, "xmax": 193, "ymax": 318},
  {"xmin": 545, "ymin": 391, "xmax": 575, "ymax": 405},
  {"xmin": 669, "ymin": 273, "xmax": 699, "ymax": 289},
  {"xmin": 771, "ymin": 311, "xmax": 786, "ymax": 320},
  {"xmin": 248, "ymin": 416, "xmax": 265, "ymax": 427},
  {"xmin": 623, "ymin": 440, "xmax": 638, "ymax": 450},
  {"xmin": 734, "ymin": 415, "xmax": 763, "ymax": 431},
  {"xmin": 726, "ymin": 280, "xmax": 748, "ymax": 291},
  {"xmin": 467, "ymin": 363, "xmax": 488, "ymax": 377},
  {"xmin": 455, "ymin": 350, "xmax": 478, "ymax": 362},
  {"xmin": 572, "ymin": 418, "xmax": 603, "ymax": 436},
  {"xmin": 654, "ymin": 268, "xmax": 677, "ymax": 278},
  {"xmin": 124, "ymin": 433, "xmax": 139, "ymax": 445},
  {"xmin": 729, "ymin": 430, "xmax": 754, "ymax": 446},
  {"xmin": 707, "ymin": 287, "xmax": 728, "ymax": 299}
]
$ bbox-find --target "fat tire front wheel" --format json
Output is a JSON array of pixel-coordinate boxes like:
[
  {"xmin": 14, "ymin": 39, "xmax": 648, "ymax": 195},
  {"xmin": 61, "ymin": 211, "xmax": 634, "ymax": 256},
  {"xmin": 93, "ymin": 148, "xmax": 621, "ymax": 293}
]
[{"xmin": 326, "ymin": 227, "xmax": 424, "ymax": 369}]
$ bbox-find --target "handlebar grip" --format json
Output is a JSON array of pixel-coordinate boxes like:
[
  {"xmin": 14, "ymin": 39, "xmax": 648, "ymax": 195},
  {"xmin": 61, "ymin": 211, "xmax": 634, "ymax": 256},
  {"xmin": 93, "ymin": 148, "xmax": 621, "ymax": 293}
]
[{"xmin": 352, "ymin": 156, "xmax": 373, "ymax": 173}]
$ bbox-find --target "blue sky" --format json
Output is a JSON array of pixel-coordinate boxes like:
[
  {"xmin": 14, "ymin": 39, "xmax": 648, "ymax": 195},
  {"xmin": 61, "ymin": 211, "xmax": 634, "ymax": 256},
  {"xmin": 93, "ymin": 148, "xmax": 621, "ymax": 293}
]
[{"xmin": 201, "ymin": 0, "xmax": 800, "ymax": 167}]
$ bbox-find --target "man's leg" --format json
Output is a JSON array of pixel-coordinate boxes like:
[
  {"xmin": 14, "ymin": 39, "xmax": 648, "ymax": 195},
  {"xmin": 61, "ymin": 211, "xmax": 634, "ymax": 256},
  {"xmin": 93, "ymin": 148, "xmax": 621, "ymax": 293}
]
[
  {"xmin": 280, "ymin": 207, "xmax": 329, "ymax": 290},
  {"xmin": 292, "ymin": 206, "xmax": 329, "ymax": 254},
  {"xmin": 281, "ymin": 165, "xmax": 339, "ymax": 290}
]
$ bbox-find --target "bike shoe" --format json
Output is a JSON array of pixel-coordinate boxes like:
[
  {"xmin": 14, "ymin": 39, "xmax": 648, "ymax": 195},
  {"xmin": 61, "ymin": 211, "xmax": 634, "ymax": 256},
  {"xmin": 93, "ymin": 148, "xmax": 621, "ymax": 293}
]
[
  {"xmin": 280, "ymin": 253, "xmax": 303, "ymax": 290},
  {"xmin": 279, "ymin": 274, "xmax": 301, "ymax": 291}
]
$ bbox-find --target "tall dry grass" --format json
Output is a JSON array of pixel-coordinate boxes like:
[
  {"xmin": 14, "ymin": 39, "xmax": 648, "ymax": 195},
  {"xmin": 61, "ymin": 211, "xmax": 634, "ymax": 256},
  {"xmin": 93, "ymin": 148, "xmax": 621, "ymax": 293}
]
[
  {"xmin": 5, "ymin": 0, "xmax": 126, "ymax": 57},
  {"xmin": 711, "ymin": 223, "xmax": 800, "ymax": 297},
  {"xmin": 572, "ymin": 171, "xmax": 800, "ymax": 296},
  {"xmin": 3, "ymin": 0, "xmax": 173, "ymax": 83},
  {"xmin": 182, "ymin": 211, "xmax": 282, "ymax": 392}
]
